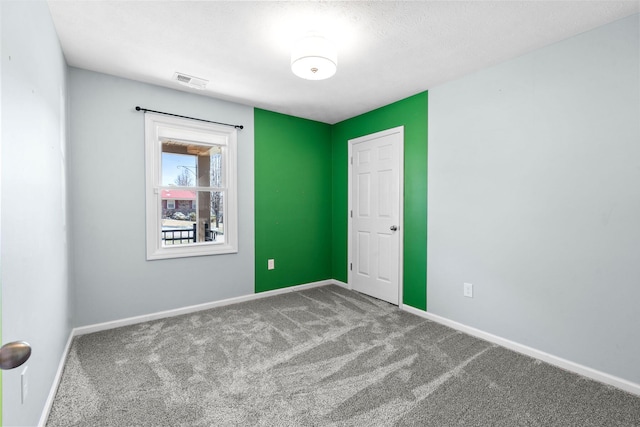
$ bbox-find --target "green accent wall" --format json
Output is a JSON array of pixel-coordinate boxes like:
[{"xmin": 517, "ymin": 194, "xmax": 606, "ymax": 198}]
[
  {"xmin": 331, "ymin": 92, "xmax": 428, "ymax": 310},
  {"xmin": 254, "ymin": 109, "xmax": 333, "ymax": 292},
  {"xmin": 254, "ymin": 92, "xmax": 427, "ymax": 310}
]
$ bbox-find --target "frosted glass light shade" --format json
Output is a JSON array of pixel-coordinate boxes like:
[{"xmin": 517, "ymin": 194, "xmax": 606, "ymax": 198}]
[{"xmin": 291, "ymin": 35, "xmax": 337, "ymax": 80}]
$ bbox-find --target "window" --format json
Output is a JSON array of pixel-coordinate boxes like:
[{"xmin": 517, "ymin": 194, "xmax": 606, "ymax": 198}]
[{"xmin": 145, "ymin": 113, "xmax": 237, "ymax": 260}]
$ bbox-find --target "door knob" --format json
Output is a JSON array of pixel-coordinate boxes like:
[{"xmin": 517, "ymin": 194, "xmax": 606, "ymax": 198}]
[
  {"xmin": 390, "ymin": 225, "xmax": 398, "ymax": 231},
  {"xmin": 0, "ymin": 341, "xmax": 31, "ymax": 370}
]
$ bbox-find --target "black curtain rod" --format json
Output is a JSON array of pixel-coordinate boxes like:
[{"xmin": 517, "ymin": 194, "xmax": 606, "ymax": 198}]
[{"xmin": 135, "ymin": 106, "xmax": 244, "ymax": 130}]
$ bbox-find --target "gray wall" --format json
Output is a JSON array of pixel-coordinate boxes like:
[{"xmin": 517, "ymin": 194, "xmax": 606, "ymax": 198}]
[
  {"xmin": 69, "ymin": 68, "xmax": 255, "ymax": 326},
  {"xmin": 427, "ymin": 14, "xmax": 640, "ymax": 384},
  {"xmin": 1, "ymin": 1, "xmax": 72, "ymax": 425}
]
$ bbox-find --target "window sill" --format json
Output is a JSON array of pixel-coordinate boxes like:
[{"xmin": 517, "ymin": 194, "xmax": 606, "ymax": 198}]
[{"xmin": 146, "ymin": 242, "xmax": 238, "ymax": 260}]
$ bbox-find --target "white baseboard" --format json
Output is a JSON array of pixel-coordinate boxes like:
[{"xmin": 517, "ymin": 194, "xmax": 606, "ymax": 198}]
[
  {"xmin": 38, "ymin": 329, "xmax": 75, "ymax": 427},
  {"xmin": 51, "ymin": 281, "xmax": 631, "ymax": 426},
  {"xmin": 332, "ymin": 279, "xmax": 350, "ymax": 290},
  {"xmin": 41, "ymin": 279, "xmax": 343, "ymax": 424},
  {"xmin": 402, "ymin": 305, "xmax": 640, "ymax": 397},
  {"xmin": 74, "ymin": 279, "xmax": 336, "ymax": 336}
]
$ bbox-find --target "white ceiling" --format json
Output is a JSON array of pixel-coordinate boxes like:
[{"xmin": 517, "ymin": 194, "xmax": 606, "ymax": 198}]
[{"xmin": 47, "ymin": 1, "xmax": 639, "ymax": 124}]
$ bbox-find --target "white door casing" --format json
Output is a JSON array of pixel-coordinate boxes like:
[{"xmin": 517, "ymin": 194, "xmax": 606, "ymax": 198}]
[{"xmin": 348, "ymin": 127, "xmax": 404, "ymax": 305}]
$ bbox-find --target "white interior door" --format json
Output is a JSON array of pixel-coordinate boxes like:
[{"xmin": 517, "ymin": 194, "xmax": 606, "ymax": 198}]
[{"xmin": 349, "ymin": 127, "xmax": 403, "ymax": 305}]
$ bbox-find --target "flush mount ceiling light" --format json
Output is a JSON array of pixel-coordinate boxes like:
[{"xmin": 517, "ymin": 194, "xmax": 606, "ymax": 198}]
[{"xmin": 291, "ymin": 35, "xmax": 337, "ymax": 80}]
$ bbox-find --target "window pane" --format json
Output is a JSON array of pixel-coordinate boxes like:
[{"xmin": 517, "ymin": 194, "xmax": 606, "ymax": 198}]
[
  {"xmin": 161, "ymin": 189, "xmax": 196, "ymax": 245},
  {"xmin": 195, "ymin": 145, "xmax": 223, "ymax": 188},
  {"xmin": 210, "ymin": 147, "xmax": 224, "ymax": 188},
  {"xmin": 161, "ymin": 190, "xmax": 224, "ymax": 246},
  {"xmin": 161, "ymin": 141, "xmax": 222, "ymax": 187},
  {"xmin": 162, "ymin": 152, "xmax": 196, "ymax": 187},
  {"xmin": 195, "ymin": 191, "xmax": 225, "ymax": 244}
]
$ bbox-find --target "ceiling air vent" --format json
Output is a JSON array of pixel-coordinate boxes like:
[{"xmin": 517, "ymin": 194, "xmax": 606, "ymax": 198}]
[{"xmin": 172, "ymin": 72, "xmax": 208, "ymax": 90}]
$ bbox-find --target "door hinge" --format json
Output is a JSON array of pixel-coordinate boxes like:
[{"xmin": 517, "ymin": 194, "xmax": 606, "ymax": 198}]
[
  {"xmin": 350, "ymin": 157, "xmax": 353, "ymax": 165},
  {"xmin": 350, "ymin": 263, "xmax": 353, "ymax": 271},
  {"xmin": 350, "ymin": 210, "xmax": 353, "ymax": 218}
]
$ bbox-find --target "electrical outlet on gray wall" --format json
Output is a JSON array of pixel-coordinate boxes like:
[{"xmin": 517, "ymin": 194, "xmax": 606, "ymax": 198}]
[{"xmin": 464, "ymin": 283, "xmax": 473, "ymax": 298}]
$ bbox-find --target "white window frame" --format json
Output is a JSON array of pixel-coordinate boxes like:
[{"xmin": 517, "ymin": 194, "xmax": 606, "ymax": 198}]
[
  {"xmin": 166, "ymin": 199, "xmax": 176, "ymax": 210},
  {"xmin": 145, "ymin": 113, "xmax": 238, "ymax": 260}
]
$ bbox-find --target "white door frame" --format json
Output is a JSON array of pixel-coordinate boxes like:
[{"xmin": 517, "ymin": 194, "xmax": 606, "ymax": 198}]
[{"xmin": 347, "ymin": 126, "xmax": 404, "ymax": 307}]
